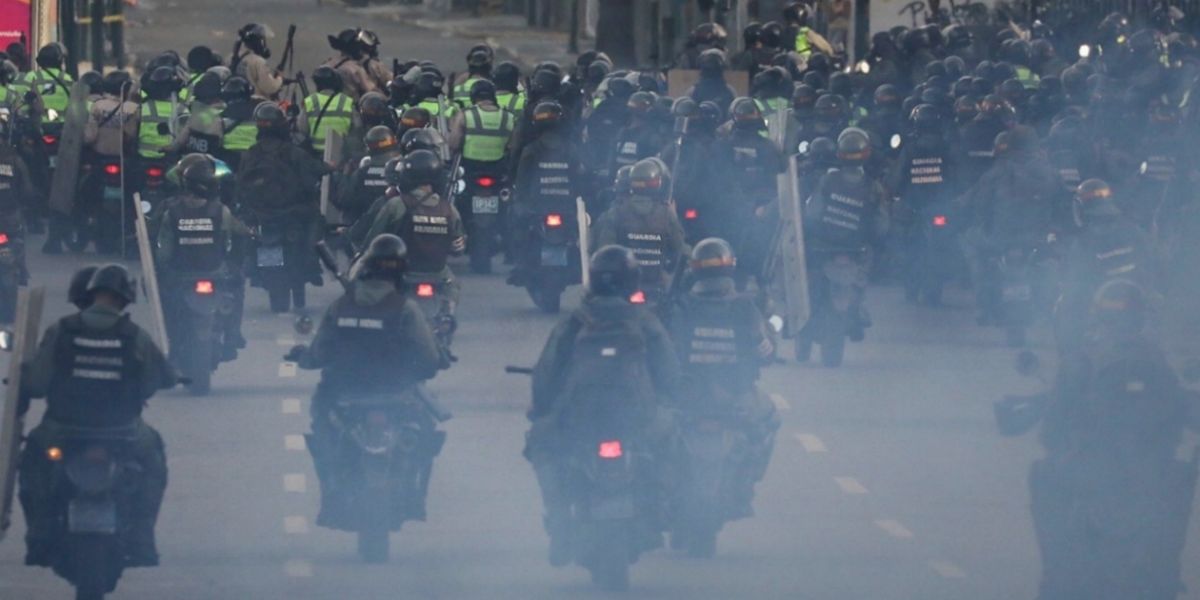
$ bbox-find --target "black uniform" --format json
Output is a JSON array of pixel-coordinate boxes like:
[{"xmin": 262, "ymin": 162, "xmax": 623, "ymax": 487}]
[
  {"xmin": 337, "ymin": 154, "xmax": 395, "ymax": 225},
  {"xmin": 710, "ymin": 129, "xmax": 786, "ymax": 282},
  {"xmin": 592, "ymin": 195, "xmax": 687, "ymax": 299}
]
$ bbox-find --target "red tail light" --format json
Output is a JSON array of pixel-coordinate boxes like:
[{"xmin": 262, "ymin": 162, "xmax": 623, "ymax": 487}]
[
  {"xmin": 194, "ymin": 280, "xmax": 215, "ymax": 295},
  {"xmin": 42, "ymin": 134, "xmax": 58, "ymax": 145},
  {"xmin": 598, "ymin": 440, "xmax": 623, "ymax": 459},
  {"xmin": 932, "ymin": 215, "xmax": 947, "ymax": 227},
  {"xmin": 416, "ymin": 283, "xmax": 435, "ymax": 298},
  {"xmin": 146, "ymin": 166, "xmax": 164, "ymax": 179},
  {"xmin": 544, "ymin": 213, "xmax": 563, "ymax": 228},
  {"xmin": 476, "ymin": 176, "xmax": 495, "ymax": 188},
  {"xmin": 629, "ymin": 290, "xmax": 646, "ymax": 304},
  {"xmin": 684, "ymin": 208, "xmax": 698, "ymax": 220},
  {"xmin": 103, "ymin": 163, "xmax": 121, "ymax": 176},
  {"xmin": 0, "ymin": 233, "xmax": 9, "ymax": 245}
]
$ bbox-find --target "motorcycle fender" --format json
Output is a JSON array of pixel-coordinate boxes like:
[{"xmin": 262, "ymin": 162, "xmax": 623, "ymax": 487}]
[{"xmin": 67, "ymin": 497, "xmax": 118, "ymax": 535}]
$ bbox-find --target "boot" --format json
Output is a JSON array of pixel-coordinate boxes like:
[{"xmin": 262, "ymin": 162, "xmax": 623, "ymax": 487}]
[
  {"xmin": 125, "ymin": 519, "xmax": 160, "ymax": 567},
  {"xmin": 23, "ymin": 519, "xmax": 57, "ymax": 567}
]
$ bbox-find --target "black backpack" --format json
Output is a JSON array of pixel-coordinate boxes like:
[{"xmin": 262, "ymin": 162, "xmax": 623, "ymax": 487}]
[
  {"xmin": 559, "ymin": 312, "xmax": 655, "ymax": 434},
  {"xmin": 237, "ymin": 147, "xmax": 302, "ymax": 214}
]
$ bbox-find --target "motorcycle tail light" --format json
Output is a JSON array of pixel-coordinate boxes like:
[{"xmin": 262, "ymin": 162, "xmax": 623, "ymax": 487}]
[
  {"xmin": 103, "ymin": 163, "xmax": 120, "ymax": 176},
  {"xmin": 684, "ymin": 208, "xmax": 698, "ymax": 220},
  {"xmin": 416, "ymin": 283, "xmax": 435, "ymax": 298},
  {"xmin": 629, "ymin": 290, "xmax": 646, "ymax": 304},
  {"xmin": 83, "ymin": 446, "xmax": 109, "ymax": 463},
  {"xmin": 932, "ymin": 215, "xmax": 948, "ymax": 227},
  {"xmin": 0, "ymin": 233, "xmax": 9, "ymax": 245},
  {"xmin": 598, "ymin": 440, "xmax": 623, "ymax": 459},
  {"xmin": 42, "ymin": 134, "xmax": 58, "ymax": 145},
  {"xmin": 194, "ymin": 280, "xmax": 215, "ymax": 295},
  {"xmin": 476, "ymin": 176, "xmax": 495, "ymax": 188},
  {"xmin": 544, "ymin": 213, "xmax": 563, "ymax": 228},
  {"xmin": 46, "ymin": 446, "xmax": 63, "ymax": 462},
  {"xmin": 146, "ymin": 166, "xmax": 164, "ymax": 179}
]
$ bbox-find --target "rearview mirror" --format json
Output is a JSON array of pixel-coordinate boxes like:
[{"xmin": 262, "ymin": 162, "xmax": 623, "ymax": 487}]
[
  {"xmin": 890, "ymin": 134, "xmax": 902, "ymax": 150},
  {"xmin": 797, "ymin": 141, "xmax": 810, "ymax": 154},
  {"xmin": 767, "ymin": 315, "xmax": 784, "ymax": 334},
  {"xmin": 1015, "ymin": 350, "xmax": 1041, "ymax": 377},
  {"xmin": 454, "ymin": 179, "xmax": 466, "ymax": 194}
]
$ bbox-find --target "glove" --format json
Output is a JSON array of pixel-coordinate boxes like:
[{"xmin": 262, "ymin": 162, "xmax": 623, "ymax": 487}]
[{"xmin": 283, "ymin": 344, "xmax": 307, "ymax": 363}]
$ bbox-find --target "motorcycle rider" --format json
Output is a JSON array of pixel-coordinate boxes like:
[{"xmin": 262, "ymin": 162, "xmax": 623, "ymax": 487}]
[
  {"xmin": 494, "ymin": 61, "xmax": 526, "ymax": 114},
  {"xmin": 17, "ymin": 43, "xmax": 73, "ymax": 128},
  {"xmin": 0, "ymin": 121, "xmax": 32, "ymax": 295},
  {"xmin": 18, "ymin": 264, "xmax": 177, "ymax": 567},
  {"xmin": 137, "ymin": 66, "xmax": 183, "ymax": 165},
  {"xmin": 324, "ymin": 28, "xmax": 378, "ymax": 102},
  {"xmin": 301, "ymin": 66, "xmax": 356, "ymax": 157},
  {"xmin": 452, "ymin": 44, "xmax": 495, "ymax": 106},
  {"xmin": 165, "ymin": 72, "xmax": 224, "ymax": 156},
  {"xmin": 336, "ymin": 126, "xmax": 400, "ymax": 226},
  {"xmin": 592, "ymin": 158, "xmax": 687, "ymax": 303},
  {"xmin": 230, "ymin": 23, "xmax": 282, "ymax": 100},
  {"xmin": 687, "ymin": 49, "xmax": 737, "ymax": 114},
  {"xmin": 155, "ymin": 154, "xmax": 251, "ymax": 358},
  {"xmin": 357, "ymin": 30, "xmax": 392, "ymax": 92},
  {"xmin": 216, "ymin": 76, "xmax": 264, "ymax": 170},
  {"xmin": 448, "ymin": 79, "xmax": 515, "ymax": 173},
  {"xmin": 526, "ymin": 244, "xmax": 680, "ymax": 565},
  {"xmin": 608, "ymin": 91, "xmax": 667, "ymax": 181},
  {"xmin": 287, "ymin": 233, "xmax": 443, "ymax": 526},
  {"xmin": 666, "ymin": 238, "xmax": 779, "ymax": 517}
]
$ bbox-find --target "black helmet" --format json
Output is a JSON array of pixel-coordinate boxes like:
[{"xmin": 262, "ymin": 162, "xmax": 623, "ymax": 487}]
[
  {"xmin": 671, "ymin": 96, "xmax": 698, "ymax": 119},
  {"xmin": 760, "ymin": 22, "xmax": 783, "ymax": 49},
  {"xmin": 35, "ymin": 43, "xmax": 66, "ymax": 69},
  {"xmin": 0, "ymin": 60, "xmax": 17, "ymax": 86},
  {"xmin": 729, "ymin": 97, "xmax": 764, "ymax": 130},
  {"xmin": 359, "ymin": 92, "xmax": 390, "ymax": 123},
  {"xmin": 836, "ymin": 128, "xmax": 871, "ymax": 164},
  {"xmin": 806, "ymin": 136, "xmax": 837, "ymax": 166},
  {"xmin": 383, "ymin": 156, "xmax": 405, "ymax": 187},
  {"xmin": 1074, "ymin": 179, "xmax": 1121, "ymax": 224},
  {"xmin": 399, "ymin": 127, "xmax": 444, "ymax": 155},
  {"xmin": 629, "ymin": 158, "xmax": 670, "ymax": 200},
  {"xmin": 743, "ymin": 22, "xmax": 763, "ymax": 47},
  {"xmin": 613, "ymin": 165, "xmax": 634, "ymax": 195},
  {"xmin": 330, "ymin": 28, "xmax": 363, "ymax": 57},
  {"xmin": 365, "ymin": 125, "xmax": 398, "ymax": 154},
  {"xmin": 220, "ymin": 76, "xmax": 252, "ymax": 102},
  {"xmin": 692, "ymin": 22, "xmax": 728, "ymax": 49},
  {"xmin": 689, "ymin": 238, "xmax": 736, "ymax": 279},
  {"xmin": 312, "ymin": 66, "xmax": 343, "ymax": 92},
  {"xmin": 186, "ymin": 45, "xmax": 220, "ymax": 72},
  {"xmin": 356, "ymin": 234, "xmax": 408, "ymax": 282},
  {"xmin": 697, "ymin": 49, "xmax": 727, "ymax": 75},
  {"xmin": 494, "ymin": 61, "xmax": 520, "ymax": 92},
  {"xmin": 529, "ymin": 68, "xmax": 562, "ymax": 100},
  {"xmin": 589, "ymin": 245, "xmax": 640, "ymax": 298},
  {"xmin": 397, "ymin": 149, "xmax": 444, "ymax": 191},
  {"xmin": 145, "ymin": 65, "xmax": 182, "ymax": 97},
  {"xmin": 531, "ymin": 100, "xmax": 564, "ymax": 129},
  {"xmin": 873, "ymin": 84, "xmax": 900, "ymax": 109},
  {"xmin": 469, "ymin": 79, "xmax": 497, "ymax": 104},
  {"xmin": 466, "ymin": 44, "xmax": 495, "ymax": 70},
  {"xmin": 696, "ymin": 101, "xmax": 722, "ymax": 128},
  {"xmin": 206, "ymin": 65, "xmax": 232, "ymax": 83},
  {"xmin": 815, "ymin": 93, "xmax": 847, "ymax": 121},
  {"xmin": 101, "ymin": 71, "xmax": 132, "ymax": 96},
  {"xmin": 87, "ymin": 264, "xmax": 136, "ymax": 305},
  {"xmin": 180, "ymin": 153, "xmax": 218, "ymax": 197},
  {"xmin": 944, "ymin": 24, "xmax": 972, "ymax": 50},
  {"xmin": 943, "ymin": 56, "xmax": 967, "ymax": 79},
  {"xmin": 783, "ymin": 2, "xmax": 810, "ymax": 26},
  {"xmin": 68, "ymin": 266, "xmax": 99, "ymax": 310},
  {"xmin": 399, "ymin": 107, "xmax": 434, "ymax": 133},
  {"xmin": 191, "ymin": 72, "xmax": 222, "ymax": 103},
  {"xmin": 415, "ymin": 70, "xmax": 445, "ymax": 100},
  {"xmin": 954, "ymin": 95, "xmax": 978, "ymax": 122},
  {"xmin": 793, "ymin": 84, "xmax": 819, "ymax": 111},
  {"xmin": 605, "ymin": 77, "xmax": 637, "ymax": 102},
  {"xmin": 626, "ymin": 91, "xmax": 657, "ymax": 115},
  {"xmin": 998, "ymin": 78, "xmax": 1025, "ymax": 105},
  {"xmin": 911, "ymin": 103, "xmax": 940, "ymax": 132},
  {"xmin": 238, "ymin": 23, "xmax": 271, "ymax": 56},
  {"xmin": 254, "ymin": 102, "xmax": 287, "ymax": 131},
  {"xmin": 79, "ymin": 70, "xmax": 103, "ymax": 95}
]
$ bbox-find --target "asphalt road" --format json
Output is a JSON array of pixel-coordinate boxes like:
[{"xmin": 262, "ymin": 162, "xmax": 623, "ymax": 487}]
[{"xmin": 0, "ymin": 2, "xmax": 1197, "ymax": 598}]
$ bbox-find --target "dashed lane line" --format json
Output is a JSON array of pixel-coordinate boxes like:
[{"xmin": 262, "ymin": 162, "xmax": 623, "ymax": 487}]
[
  {"xmin": 769, "ymin": 392, "xmax": 791, "ymax": 412},
  {"xmin": 283, "ymin": 559, "xmax": 313, "ymax": 578},
  {"xmin": 873, "ymin": 519, "xmax": 914, "ymax": 539},
  {"xmin": 283, "ymin": 515, "xmax": 309, "ymax": 534},
  {"xmin": 793, "ymin": 433, "xmax": 828, "ymax": 453},
  {"xmin": 834, "ymin": 476, "xmax": 868, "ymax": 495},
  {"xmin": 929, "ymin": 560, "xmax": 968, "ymax": 579},
  {"xmin": 284, "ymin": 434, "xmax": 306, "ymax": 451},
  {"xmin": 283, "ymin": 473, "xmax": 307, "ymax": 493},
  {"xmin": 281, "ymin": 398, "xmax": 302, "ymax": 415}
]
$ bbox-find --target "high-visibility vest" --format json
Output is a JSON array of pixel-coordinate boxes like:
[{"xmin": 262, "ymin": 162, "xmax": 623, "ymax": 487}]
[
  {"xmin": 462, "ymin": 106, "xmax": 513, "ymax": 162},
  {"xmin": 1015, "ymin": 66, "xmax": 1040, "ymax": 90},
  {"xmin": 417, "ymin": 98, "xmax": 458, "ymax": 118},
  {"xmin": 222, "ymin": 120, "xmax": 258, "ymax": 152},
  {"xmin": 795, "ymin": 27, "xmax": 813, "ymax": 58},
  {"xmin": 177, "ymin": 73, "xmax": 204, "ymax": 104},
  {"xmin": 303, "ymin": 92, "xmax": 354, "ymax": 151},
  {"xmin": 452, "ymin": 76, "xmax": 486, "ymax": 106},
  {"xmin": 138, "ymin": 99, "xmax": 174, "ymax": 158},
  {"xmin": 497, "ymin": 91, "xmax": 526, "ymax": 113},
  {"xmin": 19, "ymin": 68, "xmax": 74, "ymax": 123}
]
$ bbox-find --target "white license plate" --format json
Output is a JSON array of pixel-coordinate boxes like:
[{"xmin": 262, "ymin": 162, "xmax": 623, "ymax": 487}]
[
  {"xmin": 540, "ymin": 245, "xmax": 568, "ymax": 267},
  {"xmin": 68, "ymin": 498, "xmax": 117, "ymax": 534},
  {"xmin": 102, "ymin": 186, "xmax": 123, "ymax": 201},
  {"xmin": 48, "ymin": 156, "xmax": 57, "ymax": 169},
  {"xmin": 472, "ymin": 196, "xmax": 499, "ymax": 214},
  {"xmin": 1003, "ymin": 284, "xmax": 1032, "ymax": 302},
  {"xmin": 257, "ymin": 246, "xmax": 285, "ymax": 268}
]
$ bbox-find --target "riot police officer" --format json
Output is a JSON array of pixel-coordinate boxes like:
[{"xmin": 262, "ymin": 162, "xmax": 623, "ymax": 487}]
[
  {"xmin": 216, "ymin": 76, "xmax": 263, "ymax": 170},
  {"xmin": 666, "ymin": 238, "xmax": 779, "ymax": 517},
  {"xmin": 608, "ymin": 91, "xmax": 667, "ymax": 180},
  {"xmin": 230, "ymin": 23, "xmax": 282, "ymax": 100},
  {"xmin": 0, "ymin": 124, "xmax": 32, "ymax": 302},
  {"xmin": 449, "ymin": 79, "xmax": 515, "ymax": 173},
  {"xmin": 493, "ymin": 61, "xmax": 526, "ymax": 113},
  {"xmin": 323, "ymin": 28, "xmax": 378, "ymax": 101},
  {"xmin": 137, "ymin": 66, "xmax": 183, "ymax": 164},
  {"xmin": 19, "ymin": 265, "xmax": 177, "ymax": 567},
  {"xmin": 592, "ymin": 158, "xmax": 687, "ymax": 303},
  {"xmin": 337, "ymin": 126, "xmax": 400, "ymax": 226},
  {"xmin": 687, "ymin": 49, "xmax": 737, "ymax": 114},
  {"xmin": 526, "ymin": 245, "xmax": 679, "ymax": 566},
  {"xmin": 165, "ymin": 72, "xmax": 224, "ymax": 156},
  {"xmin": 302, "ymin": 66, "xmax": 356, "ymax": 157},
  {"xmin": 17, "ymin": 43, "xmax": 73, "ymax": 128},
  {"xmin": 452, "ymin": 44, "xmax": 495, "ymax": 107}
]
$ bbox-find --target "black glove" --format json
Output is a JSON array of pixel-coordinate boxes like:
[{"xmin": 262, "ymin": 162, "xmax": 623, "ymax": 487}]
[{"xmin": 284, "ymin": 344, "xmax": 307, "ymax": 362}]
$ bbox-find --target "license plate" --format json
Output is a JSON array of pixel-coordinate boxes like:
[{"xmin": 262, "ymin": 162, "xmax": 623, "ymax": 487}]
[
  {"xmin": 1003, "ymin": 284, "xmax": 1032, "ymax": 302},
  {"xmin": 68, "ymin": 498, "xmax": 117, "ymax": 534},
  {"xmin": 472, "ymin": 196, "xmax": 500, "ymax": 214},
  {"xmin": 102, "ymin": 186, "xmax": 123, "ymax": 201},
  {"xmin": 257, "ymin": 246, "xmax": 285, "ymax": 268},
  {"xmin": 591, "ymin": 494, "xmax": 634, "ymax": 520},
  {"xmin": 540, "ymin": 245, "xmax": 569, "ymax": 267}
]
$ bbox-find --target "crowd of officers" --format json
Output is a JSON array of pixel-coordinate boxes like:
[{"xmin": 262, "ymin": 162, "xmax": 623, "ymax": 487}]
[{"xmin": 1, "ymin": 1, "xmax": 1200, "ymax": 593}]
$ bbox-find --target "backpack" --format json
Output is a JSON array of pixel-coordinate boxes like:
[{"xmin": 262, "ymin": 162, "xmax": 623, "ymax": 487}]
[
  {"xmin": 237, "ymin": 148, "xmax": 302, "ymax": 215},
  {"xmin": 559, "ymin": 312, "xmax": 655, "ymax": 434}
]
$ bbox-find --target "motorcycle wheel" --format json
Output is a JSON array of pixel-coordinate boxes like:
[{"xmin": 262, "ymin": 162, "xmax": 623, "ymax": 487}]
[
  {"xmin": 357, "ymin": 529, "xmax": 389, "ymax": 564},
  {"xmin": 0, "ymin": 273, "xmax": 17, "ymax": 323},
  {"xmin": 588, "ymin": 527, "xmax": 630, "ymax": 592},
  {"xmin": 468, "ymin": 242, "xmax": 493, "ymax": 274},
  {"xmin": 267, "ymin": 284, "xmax": 290, "ymax": 313},
  {"xmin": 528, "ymin": 281, "xmax": 562, "ymax": 314},
  {"xmin": 820, "ymin": 333, "xmax": 845, "ymax": 368},
  {"xmin": 69, "ymin": 534, "xmax": 117, "ymax": 600}
]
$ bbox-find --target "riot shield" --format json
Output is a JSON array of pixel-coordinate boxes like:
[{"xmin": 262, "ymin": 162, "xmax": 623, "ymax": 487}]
[
  {"xmin": 47, "ymin": 81, "xmax": 90, "ymax": 216},
  {"xmin": 132, "ymin": 192, "xmax": 169, "ymax": 354},
  {"xmin": 320, "ymin": 129, "xmax": 344, "ymax": 223},
  {"xmin": 770, "ymin": 107, "xmax": 810, "ymax": 334},
  {"xmin": 577, "ymin": 197, "xmax": 590, "ymax": 289},
  {"xmin": 0, "ymin": 285, "xmax": 45, "ymax": 540}
]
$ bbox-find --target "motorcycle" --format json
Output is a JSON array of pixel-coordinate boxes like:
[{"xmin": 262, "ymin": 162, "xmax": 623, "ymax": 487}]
[
  {"xmin": 251, "ymin": 219, "xmax": 309, "ymax": 313},
  {"xmin": 996, "ymin": 245, "xmax": 1038, "ymax": 348},
  {"xmin": 42, "ymin": 425, "xmax": 141, "ymax": 600},
  {"xmin": 72, "ymin": 158, "xmax": 129, "ymax": 255},
  {"xmin": 164, "ymin": 275, "xmax": 234, "ymax": 395},
  {"xmin": 907, "ymin": 204, "xmax": 964, "ymax": 306},
  {"xmin": 796, "ymin": 247, "xmax": 867, "ymax": 368},
  {"xmin": 406, "ymin": 277, "xmax": 456, "ymax": 358},
  {"xmin": 670, "ymin": 408, "xmax": 748, "ymax": 559},
  {"xmin": 461, "ymin": 171, "xmax": 510, "ymax": 274},
  {"xmin": 0, "ymin": 228, "xmax": 24, "ymax": 323},
  {"xmin": 309, "ymin": 391, "xmax": 447, "ymax": 564},
  {"xmin": 522, "ymin": 207, "xmax": 580, "ymax": 313}
]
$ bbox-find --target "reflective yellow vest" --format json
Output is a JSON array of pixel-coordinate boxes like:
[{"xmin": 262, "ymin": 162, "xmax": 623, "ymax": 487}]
[
  {"xmin": 795, "ymin": 27, "xmax": 813, "ymax": 58},
  {"xmin": 452, "ymin": 76, "xmax": 486, "ymax": 106},
  {"xmin": 303, "ymin": 92, "xmax": 354, "ymax": 151},
  {"xmin": 19, "ymin": 68, "xmax": 74, "ymax": 123},
  {"xmin": 222, "ymin": 120, "xmax": 258, "ymax": 152},
  {"xmin": 462, "ymin": 106, "xmax": 514, "ymax": 162},
  {"xmin": 418, "ymin": 98, "xmax": 458, "ymax": 118},
  {"xmin": 497, "ymin": 91, "xmax": 526, "ymax": 113},
  {"xmin": 138, "ymin": 99, "xmax": 174, "ymax": 158},
  {"xmin": 1015, "ymin": 66, "xmax": 1040, "ymax": 90}
]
